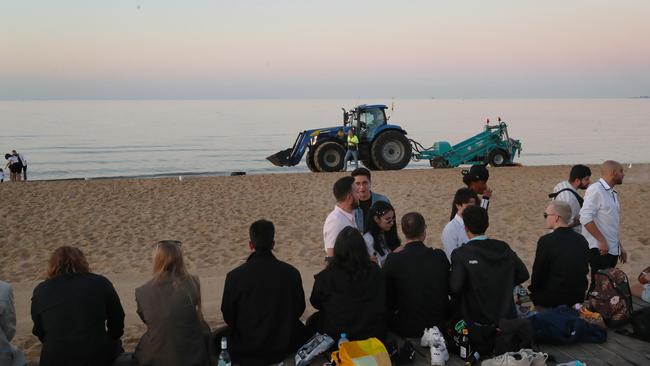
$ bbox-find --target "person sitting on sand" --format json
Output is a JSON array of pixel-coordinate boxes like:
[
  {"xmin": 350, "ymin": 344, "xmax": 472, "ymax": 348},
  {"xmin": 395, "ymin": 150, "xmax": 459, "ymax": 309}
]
[
  {"xmin": 528, "ymin": 201, "xmax": 589, "ymax": 308},
  {"xmin": 550, "ymin": 164, "xmax": 591, "ymax": 233},
  {"xmin": 309, "ymin": 226, "xmax": 386, "ymax": 342},
  {"xmin": 631, "ymin": 267, "xmax": 650, "ymax": 303},
  {"xmin": 323, "ymin": 176, "xmax": 360, "ymax": 260},
  {"xmin": 221, "ymin": 220, "xmax": 307, "ymax": 366},
  {"xmin": 31, "ymin": 246, "xmax": 125, "ymax": 366},
  {"xmin": 450, "ymin": 165, "xmax": 491, "ymax": 220},
  {"xmin": 1, "ymin": 280, "xmax": 26, "ymax": 366},
  {"xmin": 383, "ymin": 212, "xmax": 450, "ymax": 338},
  {"xmin": 442, "ymin": 188, "xmax": 479, "ymax": 260},
  {"xmin": 351, "ymin": 167, "xmax": 390, "ymax": 232},
  {"xmin": 363, "ymin": 201, "xmax": 400, "ymax": 267},
  {"xmin": 449, "ymin": 206, "xmax": 529, "ymax": 326},
  {"xmin": 134, "ymin": 240, "xmax": 210, "ymax": 366}
]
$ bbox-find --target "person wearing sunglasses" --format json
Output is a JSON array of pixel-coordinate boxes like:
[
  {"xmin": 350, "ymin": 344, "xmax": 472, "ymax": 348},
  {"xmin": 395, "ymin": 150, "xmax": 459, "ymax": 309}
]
[
  {"xmin": 528, "ymin": 201, "xmax": 590, "ymax": 309},
  {"xmin": 363, "ymin": 201, "xmax": 400, "ymax": 267}
]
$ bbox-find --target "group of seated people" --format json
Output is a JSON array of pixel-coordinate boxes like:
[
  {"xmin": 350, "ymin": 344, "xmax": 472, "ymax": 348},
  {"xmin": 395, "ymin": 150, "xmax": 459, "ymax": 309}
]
[{"xmin": 1, "ymin": 168, "xmax": 649, "ymax": 366}]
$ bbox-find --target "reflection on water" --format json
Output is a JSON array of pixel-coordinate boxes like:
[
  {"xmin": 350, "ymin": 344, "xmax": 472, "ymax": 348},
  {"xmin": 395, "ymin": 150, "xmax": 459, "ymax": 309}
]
[{"xmin": 1, "ymin": 99, "xmax": 649, "ymax": 180}]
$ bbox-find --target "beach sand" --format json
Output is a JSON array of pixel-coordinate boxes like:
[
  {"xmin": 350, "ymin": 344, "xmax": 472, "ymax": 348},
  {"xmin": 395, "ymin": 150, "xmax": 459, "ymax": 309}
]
[{"xmin": 2, "ymin": 164, "xmax": 650, "ymax": 361}]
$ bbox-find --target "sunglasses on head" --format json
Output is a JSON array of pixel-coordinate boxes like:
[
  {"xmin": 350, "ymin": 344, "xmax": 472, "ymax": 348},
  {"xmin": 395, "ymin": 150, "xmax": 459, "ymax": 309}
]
[{"xmin": 153, "ymin": 240, "xmax": 182, "ymax": 249}]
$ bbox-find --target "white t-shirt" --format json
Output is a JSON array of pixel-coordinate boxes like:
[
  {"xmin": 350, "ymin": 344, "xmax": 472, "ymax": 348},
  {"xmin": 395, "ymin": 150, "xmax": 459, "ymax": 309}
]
[
  {"xmin": 363, "ymin": 232, "xmax": 389, "ymax": 267},
  {"xmin": 323, "ymin": 205, "xmax": 357, "ymax": 252},
  {"xmin": 441, "ymin": 214, "xmax": 469, "ymax": 261},
  {"xmin": 552, "ymin": 180, "xmax": 582, "ymax": 233}
]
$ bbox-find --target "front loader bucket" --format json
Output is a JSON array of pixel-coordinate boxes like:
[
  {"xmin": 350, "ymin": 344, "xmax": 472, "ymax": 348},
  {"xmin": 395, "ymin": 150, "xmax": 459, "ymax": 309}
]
[{"xmin": 266, "ymin": 148, "xmax": 293, "ymax": 167}]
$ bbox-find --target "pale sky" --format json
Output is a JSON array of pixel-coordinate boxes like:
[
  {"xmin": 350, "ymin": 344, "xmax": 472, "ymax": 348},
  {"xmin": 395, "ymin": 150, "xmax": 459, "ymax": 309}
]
[{"xmin": 1, "ymin": 0, "xmax": 649, "ymax": 99}]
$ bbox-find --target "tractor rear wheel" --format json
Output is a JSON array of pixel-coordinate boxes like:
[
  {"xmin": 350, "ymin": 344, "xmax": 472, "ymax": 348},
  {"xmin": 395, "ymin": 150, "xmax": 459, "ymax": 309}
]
[
  {"xmin": 430, "ymin": 157, "xmax": 449, "ymax": 169},
  {"xmin": 314, "ymin": 141, "xmax": 346, "ymax": 172},
  {"xmin": 306, "ymin": 149, "xmax": 319, "ymax": 172},
  {"xmin": 370, "ymin": 131, "xmax": 411, "ymax": 170},
  {"xmin": 488, "ymin": 149, "xmax": 509, "ymax": 167}
]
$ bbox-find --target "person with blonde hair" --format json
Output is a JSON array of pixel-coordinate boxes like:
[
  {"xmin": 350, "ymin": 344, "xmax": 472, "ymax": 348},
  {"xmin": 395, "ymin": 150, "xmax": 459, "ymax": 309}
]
[
  {"xmin": 134, "ymin": 240, "xmax": 210, "ymax": 366},
  {"xmin": 31, "ymin": 246, "xmax": 125, "ymax": 366}
]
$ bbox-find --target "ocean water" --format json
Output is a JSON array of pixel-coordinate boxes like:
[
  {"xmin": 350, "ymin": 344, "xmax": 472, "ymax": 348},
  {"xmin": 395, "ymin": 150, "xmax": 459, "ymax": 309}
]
[{"xmin": 1, "ymin": 99, "xmax": 649, "ymax": 181}]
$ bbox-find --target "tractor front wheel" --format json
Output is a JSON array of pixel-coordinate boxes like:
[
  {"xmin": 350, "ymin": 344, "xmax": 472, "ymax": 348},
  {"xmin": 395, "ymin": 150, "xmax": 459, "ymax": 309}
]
[
  {"xmin": 362, "ymin": 159, "xmax": 378, "ymax": 170},
  {"xmin": 314, "ymin": 141, "xmax": 346, "ymax": 172},
  {"xmin": 306, "ymin": 149, "xmax": 319, "ymax": 172},
  {"xmin": 488, "ymin": 149, "xmax": 509, "ymax": 167},
  {"xmin": 370, "ymin": 131, "xmax": 412, "ymax": 170}
]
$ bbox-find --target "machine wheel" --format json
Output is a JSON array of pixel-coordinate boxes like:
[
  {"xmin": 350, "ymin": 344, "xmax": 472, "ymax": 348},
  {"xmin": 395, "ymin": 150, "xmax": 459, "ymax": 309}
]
[
  {"xmin": 314, "ymin": 141, "xmax": 346, "ymax": 172},
  {"xmin": 430, "ymin": 157, "xmax": 449, "ymax": 169},
  {"xmin": 362, "ymin": 159, "xmax": 378, "ymax": 170},
  {"xmin": 370, "ymin": 131, "xmax": 412, "ymax": 170},
  {"xmin": 488, "ymin": 149, "xmax": 509, "ymax": 167},
  {"xmin": 306, "ymin": 149, "xmax": 319, "ymax": 172}
]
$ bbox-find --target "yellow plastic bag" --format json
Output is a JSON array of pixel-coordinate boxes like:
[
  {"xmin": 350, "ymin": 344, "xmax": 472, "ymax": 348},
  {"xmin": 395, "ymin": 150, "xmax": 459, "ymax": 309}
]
[{"xmin": 331, "ymin": 337, "xmax": 391, "ymax": 366}]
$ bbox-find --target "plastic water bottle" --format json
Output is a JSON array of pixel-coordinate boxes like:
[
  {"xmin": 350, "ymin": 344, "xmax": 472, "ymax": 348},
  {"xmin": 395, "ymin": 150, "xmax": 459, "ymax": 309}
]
[
  {"xmin": 217, "ymin": 337, "xmax": 231, "ymax": 366},
  {"xmin": 338, "ymin": 333, "xmax": 349, "ymax": 347}
]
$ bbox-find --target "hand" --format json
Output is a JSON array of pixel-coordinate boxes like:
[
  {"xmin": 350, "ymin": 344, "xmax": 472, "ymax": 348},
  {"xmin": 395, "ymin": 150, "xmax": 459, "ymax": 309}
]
[
  {"xmin": 483, "ymin": 187, "xmax": 493, "ymax": 198},
  {"xmin": 619, "ymin": 248, "xmax": 627, "ymax": 264},
  {"xmin": 370, "ymin": 255, "xmax": 378, "ymax": 264},
  {"xmin": 598, "ymin": 240, "xmax": 608, "ymax": 256}
]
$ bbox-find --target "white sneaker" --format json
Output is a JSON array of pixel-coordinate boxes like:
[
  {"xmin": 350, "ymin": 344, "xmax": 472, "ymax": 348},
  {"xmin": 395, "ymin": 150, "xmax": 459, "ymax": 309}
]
[
  {"xmin": 517, "ymin": 349, "xmax": 547, "ymax": 366},
  {"xmin": 481, "ymin": 352, "xmax": 532, "ymax": 366},
  {"xmin": 421, "ymin": 328, "xmax": 436, "ymax": 348},
  {"xmin": 430, "ymin": 342, "xmax": 446, "ymax": 366}
]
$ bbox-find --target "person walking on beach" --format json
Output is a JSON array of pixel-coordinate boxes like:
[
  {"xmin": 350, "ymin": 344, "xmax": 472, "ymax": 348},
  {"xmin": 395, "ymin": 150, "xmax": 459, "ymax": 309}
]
[
  {"xmin": 323, "ymin": 176, "xmax": 360, "ymax": 260},
  {"xmin": 11, "ymin": 150, "xmax": 27, "ymax": 181},
  {"xmin": 581, "ymin": 160, "xmax": 627, "ymax": 293},
  {"xmin": 528, "ymin": 201, "xmax": 589, "ymax": 308},
  {"xmin": 4, "ymin": 154, "xmax": 22, "ymax": 182},
  {"xmin": 550, "ymin": 164, "xmax": 591, "ymax": 233},
  {"xmin": 450, "ymin": 165, "xmax": 491, "ymax": 220},
  {"xmin": 442, "ymin": 188, "xmax": 479, "ymax": 260},
  {"xmin": 351, "ymin": 167, "xmax": 390, "ymax": 232},
  {"xmin": 1, "ymin": 280, "xmax": 27, "ymax": 366},
  {"xmin": 342, "ymin": 128, "xmax": 359, "ymax": 171}
]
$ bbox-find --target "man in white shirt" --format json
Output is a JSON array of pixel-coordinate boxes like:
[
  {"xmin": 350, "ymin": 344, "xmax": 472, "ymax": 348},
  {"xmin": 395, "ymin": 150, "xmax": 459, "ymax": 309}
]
[
  {"xmin": 441, "ymin": 188, "xmax": 478, "ymax": 260},
  {"xmin": 323, "ymin": 176, "xmax": 360, "ymax": 259},
  {"xmin": 550, "ymin": 164, "xmax": 591, "ymax": 233},
  {"xmin": 580, "ymin": 160, "xmax": 627, "ymax": 293}
]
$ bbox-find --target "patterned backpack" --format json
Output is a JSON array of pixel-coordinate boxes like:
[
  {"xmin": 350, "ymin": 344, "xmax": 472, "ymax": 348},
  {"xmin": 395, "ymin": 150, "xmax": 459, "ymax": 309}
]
[{"xmin": 588, "ymin": 268, "xmax": 633, "ymax": 327}]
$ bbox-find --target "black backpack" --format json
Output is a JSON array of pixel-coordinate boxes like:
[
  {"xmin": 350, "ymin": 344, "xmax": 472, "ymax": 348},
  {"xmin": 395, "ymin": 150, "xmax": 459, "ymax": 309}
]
[{"xmin": 548, "ymin": 188, "xmax": 584, "ymax": 207}]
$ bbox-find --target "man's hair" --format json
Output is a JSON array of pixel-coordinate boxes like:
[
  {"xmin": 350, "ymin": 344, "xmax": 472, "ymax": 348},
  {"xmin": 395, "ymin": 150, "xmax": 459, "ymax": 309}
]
[
  {"xmin": 601, "ymin": 160, "xmax": 622, "ymax": 175},
  {"xmin": 249, "ymin": 219, "xmax": 275, "ymax": 251},
  {"xmin": 462, "ymin": 206, "xmax": 489, "ymax": 235},
  {"xmin": 401, "ymin": 212, "xmax": 426, "ymax": 239},
  {"xmin": 548, "ymin": 201, "xmax": 572, "ymax": 225},
  {"xmin": 333, "ymin": 176, "xmax": 355, "ymax": 202},
  {"xmin": 453, "ymin": 188, "xmax": 479, "ymax": 208},
  {"xmin": 569, "ymin": 164, "xmax": 591, "ymax": 182},
  {"xmin": 47, "ymin": 246, "xmax": 90, "ymax": 279},
  {"xmin": 351, "ymin": 167, "xmax": 371, "ymax": 182}
]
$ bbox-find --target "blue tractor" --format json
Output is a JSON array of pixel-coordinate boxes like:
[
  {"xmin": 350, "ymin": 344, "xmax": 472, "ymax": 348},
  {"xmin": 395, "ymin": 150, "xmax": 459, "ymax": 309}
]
[{"xmin": 267, "ymin": 104, "xmax": 412, "ymax": 172}]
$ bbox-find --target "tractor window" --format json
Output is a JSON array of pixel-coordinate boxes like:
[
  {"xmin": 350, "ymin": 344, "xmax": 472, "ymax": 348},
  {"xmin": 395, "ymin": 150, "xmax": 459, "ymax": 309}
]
[{"xmin": 360, "ymin": 109, "xmax": 386, "ymax": 136}]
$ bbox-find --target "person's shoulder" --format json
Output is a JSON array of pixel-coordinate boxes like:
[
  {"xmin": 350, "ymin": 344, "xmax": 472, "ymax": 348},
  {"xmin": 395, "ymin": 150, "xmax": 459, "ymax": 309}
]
[
  {"xmin": 275, "ymin": 257, "xmax": 302, "ymax": 276},
  {"xmin": 373, "ymin": 191, "xmax": 390, "ymax": 203}
]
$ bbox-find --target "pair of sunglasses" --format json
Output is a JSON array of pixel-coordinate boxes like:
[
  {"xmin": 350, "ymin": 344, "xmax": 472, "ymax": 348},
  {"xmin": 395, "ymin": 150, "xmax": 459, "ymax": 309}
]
[{"xmin": 153, "ymin": 240, "xmax": 182, "ymax": 248}]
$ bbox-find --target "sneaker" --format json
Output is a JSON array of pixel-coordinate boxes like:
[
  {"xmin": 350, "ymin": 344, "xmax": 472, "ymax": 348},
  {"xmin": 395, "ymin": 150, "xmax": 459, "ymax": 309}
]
[
  {"xmin": 430, "ymin": 343, "xmax": 446, "ymax": 366},
  {"xmin": 518, "ymin": 349, "xmax": 547, "ymax": 366},
  {"xmin": 421, "ymin": 328, "xmax": 436, "ymax": 348},
  {"xmin": 481, "ymin": 352, "xmax": 532, "ymax": 366}
]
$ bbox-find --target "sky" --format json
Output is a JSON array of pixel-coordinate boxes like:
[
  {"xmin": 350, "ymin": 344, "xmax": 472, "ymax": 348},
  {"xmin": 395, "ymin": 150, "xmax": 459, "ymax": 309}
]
[{"xmin": 1, "ymin": 0, "xmax": 649, "ymax": 99}]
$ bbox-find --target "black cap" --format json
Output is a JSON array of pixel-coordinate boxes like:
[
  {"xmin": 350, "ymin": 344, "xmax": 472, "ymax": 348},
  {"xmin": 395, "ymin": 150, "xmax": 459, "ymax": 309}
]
[{"xmin": 462, "ymin": 165, "xmax": 489, "ymax": 182}]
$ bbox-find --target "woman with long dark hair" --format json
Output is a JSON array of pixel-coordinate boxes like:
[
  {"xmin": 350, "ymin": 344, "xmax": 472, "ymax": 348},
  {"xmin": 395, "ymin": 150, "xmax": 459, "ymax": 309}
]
[
  {"xmin": 363, "ymin": 201, "xmax": 401, "ymax": 266},
  {"xmin": 309, "ymin": 227, "xmax": 386, "ymax": 342},
  {"xmin": 31, "ymin": 246, "xmax": 125, "ymax": 366},
  {"xmin": 134, "ymin": 240, "xmax": 209, "ymax": 366}
]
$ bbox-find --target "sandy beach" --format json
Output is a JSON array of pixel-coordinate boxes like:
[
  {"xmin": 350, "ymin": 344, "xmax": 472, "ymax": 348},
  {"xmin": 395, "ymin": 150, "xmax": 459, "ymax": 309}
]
[{"xmin": 2, "ymin": 164, "xmax": 649, "ymax": 361}]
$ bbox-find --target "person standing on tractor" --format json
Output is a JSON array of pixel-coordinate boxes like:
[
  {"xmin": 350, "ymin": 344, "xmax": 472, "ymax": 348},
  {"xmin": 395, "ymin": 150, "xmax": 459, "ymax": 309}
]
[{"xmin": 342, "ymin": 128, "xmax": 359, "ymax": 172}]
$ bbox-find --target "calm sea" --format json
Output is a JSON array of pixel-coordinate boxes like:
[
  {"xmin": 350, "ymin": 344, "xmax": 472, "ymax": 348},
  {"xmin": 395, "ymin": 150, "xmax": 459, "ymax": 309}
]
[{"xmin": 1, "ymin": 99, "xmax": 649, "ymax": 181}]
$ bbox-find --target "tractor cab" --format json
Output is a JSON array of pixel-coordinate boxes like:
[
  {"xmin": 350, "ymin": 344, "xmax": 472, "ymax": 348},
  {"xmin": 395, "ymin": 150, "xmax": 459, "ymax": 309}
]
[{"xmin": 343, "ymin": 105, "xmax": 388, "ymax": 140}]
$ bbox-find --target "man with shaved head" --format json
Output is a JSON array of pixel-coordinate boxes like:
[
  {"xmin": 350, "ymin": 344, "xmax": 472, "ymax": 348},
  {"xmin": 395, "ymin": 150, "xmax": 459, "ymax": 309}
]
[{"xmin": 580, "ymin": 160, "xmax": 626, "ymax": 293}]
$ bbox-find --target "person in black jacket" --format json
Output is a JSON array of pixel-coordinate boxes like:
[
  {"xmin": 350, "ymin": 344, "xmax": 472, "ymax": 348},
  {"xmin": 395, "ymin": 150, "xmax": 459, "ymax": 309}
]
[
  {"xmin": 309, "ymin": 226, "xmax": 387, "ymax": 342},
  {"xmin": 221, "ymin": 219, "xmax": 307, "ymax": 365},
  {"xmin": 449, "ymin": 206, "xmax": 529, "ymax": 326},
  {"xmin": 31, "ymin": 246, "xmax": 125, "ymax": 366},
  {"xmin": 528, "ymin": 201, "xmax": 589, "ymax": 308},
  {"xmin": 383, "ymin": 212, "xmax": 450, "ymax": 337}
]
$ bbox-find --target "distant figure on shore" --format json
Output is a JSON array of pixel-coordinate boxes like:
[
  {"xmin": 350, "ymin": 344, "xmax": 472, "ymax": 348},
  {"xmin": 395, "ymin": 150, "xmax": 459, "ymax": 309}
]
[
  {"xmin": 1, "ymin": 280, "xmax": 26, "ymax": 366},
  {"xmin": 31, "ymin": 246, "xmax": 125, "ymax": 366},
  {"xmin": 220, "ymin": 220, "xmax": 307, "ymax": 365},
  {"xmin": 134, "ymin": 240, "xmax": 210, "ymax": 366},
  {"xmin": 449, "ymin": 206, "xmax": 529, "ymax": 325},
  {"xmin": 0, "ymin": 168, "xmax": 4, "ymax": 183},
  {"xmin": 450, "ymin": 165, "xmax": 491, "ymax": 220},
  {"xmin": 363, "ymin": 201, "xmax": 401, "ymax": 266},
  {"xmin": 581, "ymin": 160, "xmax": 626, "ymax": 293},
  {"xmin": 351, "ymin": 167, "xmax": 390, "ymax": 232},
  {"xmin": 323, "ymin": 176, "xmax": 359, "ymax": 260},
  {"xmin": 550, "ymin": 164, "xmax": 591, "ymax": 233},
  {"xmin": 383, "ymin": 212, "xmax": 450, "ymax": 337},
  {"xmin": 342, "ymin": 128, "xmax": 359, "ymax": 171},
  {"xmin": 442, "ymin": 188, "xmax": 479, "ymax": 260},
  {"xmin": 4, "ymin": 154, "xmax": 22, "ymax": 182},
  {"xmin": 11, "ymin": 150, "xmax": 27, "ymax": 181},
  {"xmin": 631, "ymin": 267, "xmax": 650, "ymax": 303},
  {"xmin": 309, "ymin": 226, "xmax": 386, "ymax": 342},
  {"xmin": 528, "ymin": 201, "xmax": 589, "ymax": 308}
]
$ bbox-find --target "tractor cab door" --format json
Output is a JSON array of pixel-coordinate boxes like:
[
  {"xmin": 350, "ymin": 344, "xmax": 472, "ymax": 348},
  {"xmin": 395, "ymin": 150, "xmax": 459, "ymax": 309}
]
[{"xmin": 357, "ymin": 108, "xmax": 387, "ymax": 140}]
